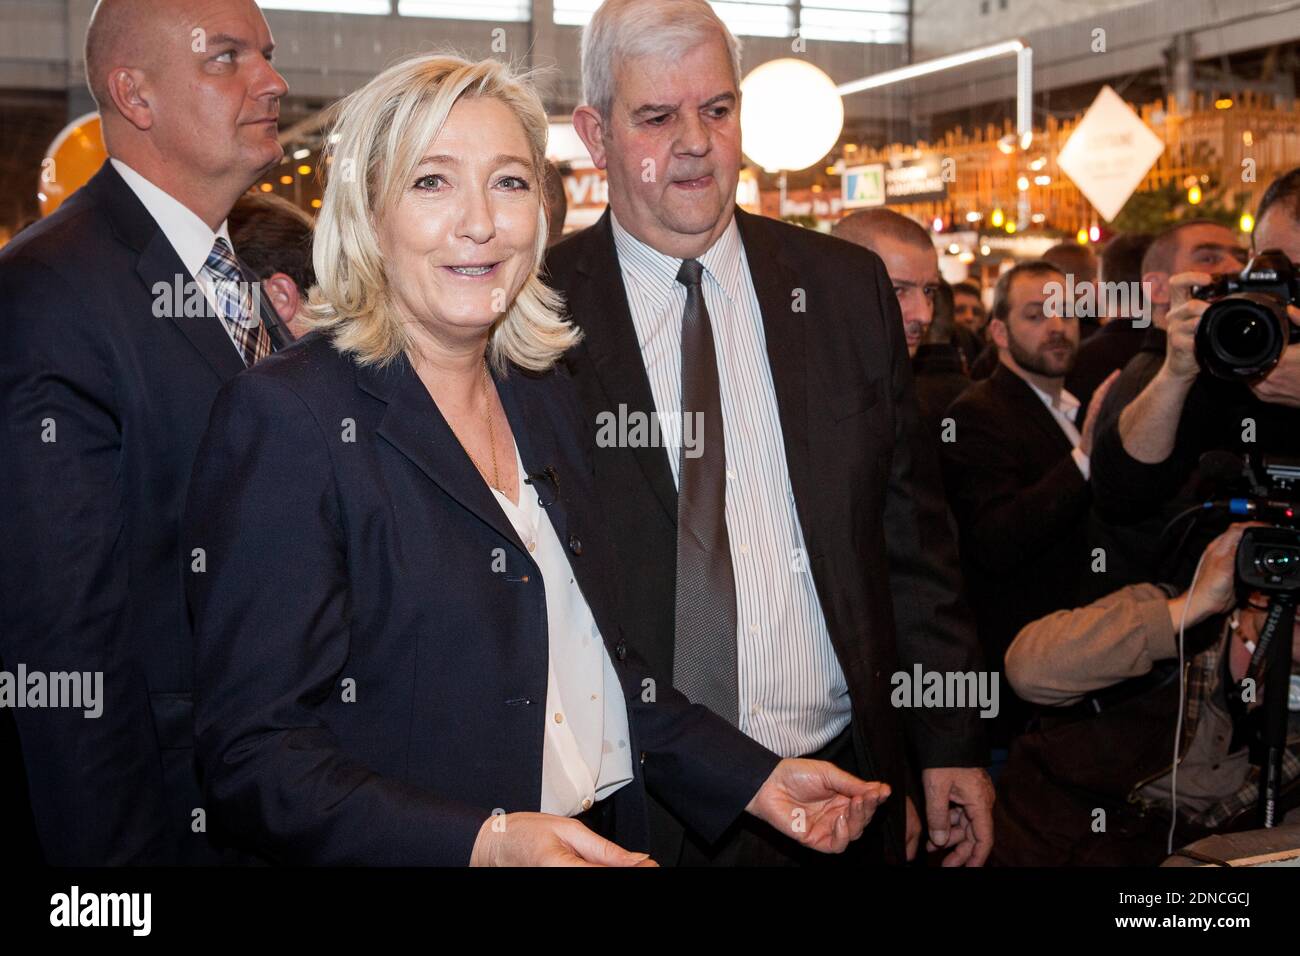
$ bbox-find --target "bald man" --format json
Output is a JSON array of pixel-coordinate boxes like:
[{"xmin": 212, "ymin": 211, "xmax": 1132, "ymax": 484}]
[
  {"xmin": 833, "ymin": 209, "xmax": 940, "ymax": 357},
  {"xmin": 0, "ymin": 0, "xmax": 288, "ymax": 864}
]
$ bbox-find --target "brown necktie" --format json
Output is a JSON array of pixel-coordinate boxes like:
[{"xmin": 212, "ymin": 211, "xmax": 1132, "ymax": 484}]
[{"xmin": 672, "ymin": 259, "xmax": 739, "ymax": 726}]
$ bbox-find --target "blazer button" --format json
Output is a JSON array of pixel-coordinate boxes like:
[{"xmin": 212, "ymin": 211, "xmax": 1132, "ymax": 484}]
[
  {"xmin": 615, "ymin": 641, "xmax": 627, "ymax": 661},
  {"xmin": 640, "ymin": 751, "xmax": 647, "ymax": 766},
  {"xmin": 568, "ymin": 534, "xmax": 582, "ymax": 556}
]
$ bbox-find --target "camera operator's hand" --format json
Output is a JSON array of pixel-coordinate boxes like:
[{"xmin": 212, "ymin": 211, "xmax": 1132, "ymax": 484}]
[
  {"xmin": 1249, "ymin": 305, "xmax": 1300, "ymax": 408},
  {"xmin": 1166, "ymin": 523, "xmax": 1264, "ymax": 631},
  {"xmin": 1119, "ymin": 274, "xmax": 1211, "ymax": 464},
  {"xmin": 1161, "ymin": 272, "xmax": 1214, "ymax": 385}
]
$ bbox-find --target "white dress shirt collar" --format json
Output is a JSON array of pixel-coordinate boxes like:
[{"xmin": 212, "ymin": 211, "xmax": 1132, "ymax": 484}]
[
  {"xmin": 1022, "ymin": 374, "xmax": 1081, "ymax": 424},
  {"xmin": 609, "ymin": 208, "xmax": 746, "ymax": 306},
  {"xmin": 110, "ymin": 158, "xmax": 233, "ymax": 278}
]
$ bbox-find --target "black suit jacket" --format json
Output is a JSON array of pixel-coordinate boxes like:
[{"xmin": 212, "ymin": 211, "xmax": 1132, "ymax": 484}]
[
  {"xmin": 181, "ymin": 333, "xmax": 780, "ymax": 865},
  {"xmin": 913, "ymin": 342, "xmax": 970, "ymax": 443},
  {"xmin": 545, "ymin": 208, "xmax": 986, "ymax": 861},
  {"xmin": 941, "ymin": 364, "xmax": 1092, "ymax": 724},
  {"xmin": 0, "ymin": 161, "xmax": 287, "ymax": 864}
]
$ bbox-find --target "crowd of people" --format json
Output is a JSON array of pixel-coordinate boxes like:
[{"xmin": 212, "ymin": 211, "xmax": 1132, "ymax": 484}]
[
  {"xmin": 835, "ymin": 169, "xmax": 1300, "ymax": 863},
  {"xmin": 1, "ymin": 0, "xmax": 1297, "ymax": 869}
]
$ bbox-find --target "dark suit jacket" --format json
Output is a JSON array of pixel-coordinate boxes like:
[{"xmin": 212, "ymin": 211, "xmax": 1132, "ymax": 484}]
[
  {"xmin": 913, "ymin": 342, "xmax": 970, "ymax": 443},
  {"xmin": 545, "ymin": 208, "xmax": 986, "ymax": 862},
  {"xmin": 940, "ymin": 364, "xmax": 1092, "ymax": 740},
  {"xmin": 181, "ymin": 333, "xmax": 781, "ymax": 865},
  {"xmin": 0, "ymin": 161, "xmax": 287, "ymax": 864}
]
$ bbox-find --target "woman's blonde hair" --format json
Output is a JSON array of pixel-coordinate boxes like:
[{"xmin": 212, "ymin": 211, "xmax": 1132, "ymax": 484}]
[{"xmin": 304, "ymin": 53, "xmax": 578, "ymax": 373}]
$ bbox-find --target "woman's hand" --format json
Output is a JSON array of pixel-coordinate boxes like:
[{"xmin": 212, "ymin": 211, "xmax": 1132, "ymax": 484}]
[{"xmin": 469, "ymin": 811, "xmax": 658, "ymax": 867}]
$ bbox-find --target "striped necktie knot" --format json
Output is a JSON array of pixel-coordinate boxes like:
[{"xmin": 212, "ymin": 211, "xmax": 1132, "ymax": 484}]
[{"xmin": 676, "ymin": 258, "xmax": 705, "ymax": 288}]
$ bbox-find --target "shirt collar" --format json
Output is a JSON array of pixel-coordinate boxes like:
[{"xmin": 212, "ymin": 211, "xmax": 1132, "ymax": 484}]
[
  {"xmin": 609, "ymin": 208, "xmax": 745, "ymax": 307},
  {"xmin": 110, "ymin": 158, "xmax": 232, "ymax": 278},
  {"xmin": 1021, "ymin": 373, "xmax": 1081, "ymax": 419}
]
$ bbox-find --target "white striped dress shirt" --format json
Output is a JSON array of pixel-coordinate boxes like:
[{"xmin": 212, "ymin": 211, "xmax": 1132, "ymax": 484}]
[{"xmin": 610, "ymin": 210, "xmax": 851, "ymax": 757}]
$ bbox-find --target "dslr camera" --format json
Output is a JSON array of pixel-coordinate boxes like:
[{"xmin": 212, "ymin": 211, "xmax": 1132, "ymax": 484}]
[{"xmin": 1193, "ymin": 249, "xmax": 1300, "ymax": 380}]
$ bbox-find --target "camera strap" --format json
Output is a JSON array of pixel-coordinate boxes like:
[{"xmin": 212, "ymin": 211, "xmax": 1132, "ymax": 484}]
[{"xmin": 1244, "ymin": 595, "xmax": 1297, "ymax": 827}]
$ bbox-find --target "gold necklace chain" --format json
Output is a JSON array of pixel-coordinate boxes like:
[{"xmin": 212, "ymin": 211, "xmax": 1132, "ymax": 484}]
[{"xmin": 457, "ymin": 358, "xmax": 501, "ymax": 492}]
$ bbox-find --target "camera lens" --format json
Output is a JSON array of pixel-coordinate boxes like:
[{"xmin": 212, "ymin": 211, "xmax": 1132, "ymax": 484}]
[
  {"xmin": 1219, "ymin": 314, "xmax": 1270, "ymax": 360},
  {"xmin": 1195, "ymin": 293, "xmax": 1289, "ymax": 379},
  {"xmin": 1258, "ymin": 547, "xmax": 1300, "ymax": 578}
]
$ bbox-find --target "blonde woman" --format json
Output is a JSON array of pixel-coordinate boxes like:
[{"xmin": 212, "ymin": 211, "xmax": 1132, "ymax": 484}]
[{"xmin": 182, "ymin": 54, "xmax": 885, "ymax": 866}]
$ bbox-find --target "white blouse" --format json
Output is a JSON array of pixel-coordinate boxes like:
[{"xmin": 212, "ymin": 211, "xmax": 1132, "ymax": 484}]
[{"xmin": 490, "ymin": 446, "xmax": 634, "ymax": 816}]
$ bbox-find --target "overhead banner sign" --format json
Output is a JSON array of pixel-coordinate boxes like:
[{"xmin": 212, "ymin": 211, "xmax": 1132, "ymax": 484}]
[
  {"xmin": 1057, "ymin": 85, "xmax": 1165, "ymax": 222},
  {"xmin": 881, "ymin": 155, "xmax": 948, "ymax": 204},
  {"xmin": 843, "ymin": 157, "xmax": 949, "ymax": 209},
  {"xmin": 843, "ymin": 163, "xmax": 886, "ymax": 208}
]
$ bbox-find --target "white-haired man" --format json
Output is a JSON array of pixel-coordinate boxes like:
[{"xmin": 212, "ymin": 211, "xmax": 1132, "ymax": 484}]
[{"xmin": 547, "ymin": 0, "xmax": 994, "ymax": 866}]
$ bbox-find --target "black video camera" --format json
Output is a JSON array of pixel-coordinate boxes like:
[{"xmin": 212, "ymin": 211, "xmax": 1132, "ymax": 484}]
[
  {"xmin": 1233, "ymin": 458, "xmax": 1300, "ymax": 596},
  {"xmin": 1193, "ymin": 249, "xmax": 1300, "ymax": 381},
  {"xmin": 1226, "ymin": 458, "xmax": 1300, "ymax": 828}
]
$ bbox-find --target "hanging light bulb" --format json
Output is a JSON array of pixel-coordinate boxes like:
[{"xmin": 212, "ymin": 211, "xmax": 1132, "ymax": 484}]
[
  {"xmin": 1077, "ymin": 228, "xmax": 1089, "ymax": 244},
  {"xmin": 1089, "ymin": 225, "xmax": 1101, "ymax": 242},
  {"xmin": 1188, "ymin": 184, "xmax": 1203, "ymax": 205},
  {"xmin": 1240, "ymin": 212, "xmax": 1255, "ymax": 233},
  {"xmin": 990, "ymin": 207, "xmax": 1005, "ymax": 228}
]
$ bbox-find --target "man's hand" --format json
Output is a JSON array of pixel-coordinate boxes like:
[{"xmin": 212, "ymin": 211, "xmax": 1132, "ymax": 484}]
[
  {"xmin": 469, "ymin": 812, "xmax": 657, "ymax": 867},
  {"xmin": 1079, "ymin": 369, "xmax": 1120, "ymax": 456},
  {"xmin": 1167, "ymin": 523, "xmax": 1262, "ymax": 631},
  {"xmin": 745, "ymin": 758, "xmax": 889, "ymax": 853},
  {"xmin": 921, "ymin": 767, "xmax": 995, "ymax": 867},
  {"xmin": 1249, "ymin": 306, "xmax": 1300, "ymax": 407},
  {"xmin": 1117, "ymin": 273, "xmax": 1208, "ymax": 464},
  {"xmin": 1163, "ymin": 272, "xmax": 1213, "ymax": 384}
]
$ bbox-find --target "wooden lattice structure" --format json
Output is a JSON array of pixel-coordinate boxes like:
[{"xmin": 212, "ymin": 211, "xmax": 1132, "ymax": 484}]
[{"xmin": 851, "ymin": 92, "xmax": 1300, "ymax": 235}]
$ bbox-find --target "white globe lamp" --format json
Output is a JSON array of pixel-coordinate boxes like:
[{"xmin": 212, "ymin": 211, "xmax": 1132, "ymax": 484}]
[
  {"xmin": 740, "ymin": 59, "xmax": 844, "ymax": 218},
  {"xmin": 740, "ymin": 58, "xmax": 844, "ymax": 175}
]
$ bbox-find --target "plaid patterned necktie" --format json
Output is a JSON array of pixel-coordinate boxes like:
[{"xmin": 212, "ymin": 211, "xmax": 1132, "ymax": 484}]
[{"xmin": 202, "ymin": 236, "xmax": 271, "ymax": 367}]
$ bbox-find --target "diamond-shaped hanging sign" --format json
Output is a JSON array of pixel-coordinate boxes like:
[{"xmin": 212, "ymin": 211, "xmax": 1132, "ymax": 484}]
[{"xmin": 1056, "ymin": 86, "xmax": 1165, "ymax": 222}]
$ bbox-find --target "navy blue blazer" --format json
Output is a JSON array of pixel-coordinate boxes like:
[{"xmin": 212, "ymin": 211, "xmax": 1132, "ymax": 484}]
[
  {"xmin": 0, "ymin": 161, "xmax": 288, "ymax": 864},
  {"xmin": 182, "ymin": 332, "xmax": 780, "ymax": 865}
]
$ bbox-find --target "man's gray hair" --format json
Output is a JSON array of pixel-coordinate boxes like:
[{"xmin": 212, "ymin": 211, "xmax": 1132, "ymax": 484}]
[{"xmin": 581, "ymin": 0, "xmax": 743, "ymax": 118}]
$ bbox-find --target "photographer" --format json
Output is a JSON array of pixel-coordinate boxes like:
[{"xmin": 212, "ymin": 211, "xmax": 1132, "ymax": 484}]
[
  {"xmin": 1092, "ymin": 180, "xmax": 1300, "ymax": 541},
  {"xmin": 1084, "ymin": 220, "xmax": 1265, "ymax": 596},
  {"xmin": 994, "ymin": 524, "xmax": 1300, "ymax": 866}
]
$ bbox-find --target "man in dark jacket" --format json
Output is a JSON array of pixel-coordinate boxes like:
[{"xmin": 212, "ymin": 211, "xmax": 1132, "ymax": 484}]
[
  {"xmin": 942, "ymin": 260, "xmax": 1113, "ymax": 750},
  {"xmin": 547, "ymin": 0, "xmax": 992, "ymax": 866},
  {"xmin": 0, "ymin": 0, "xmax": 290, "ymax": 864}
]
